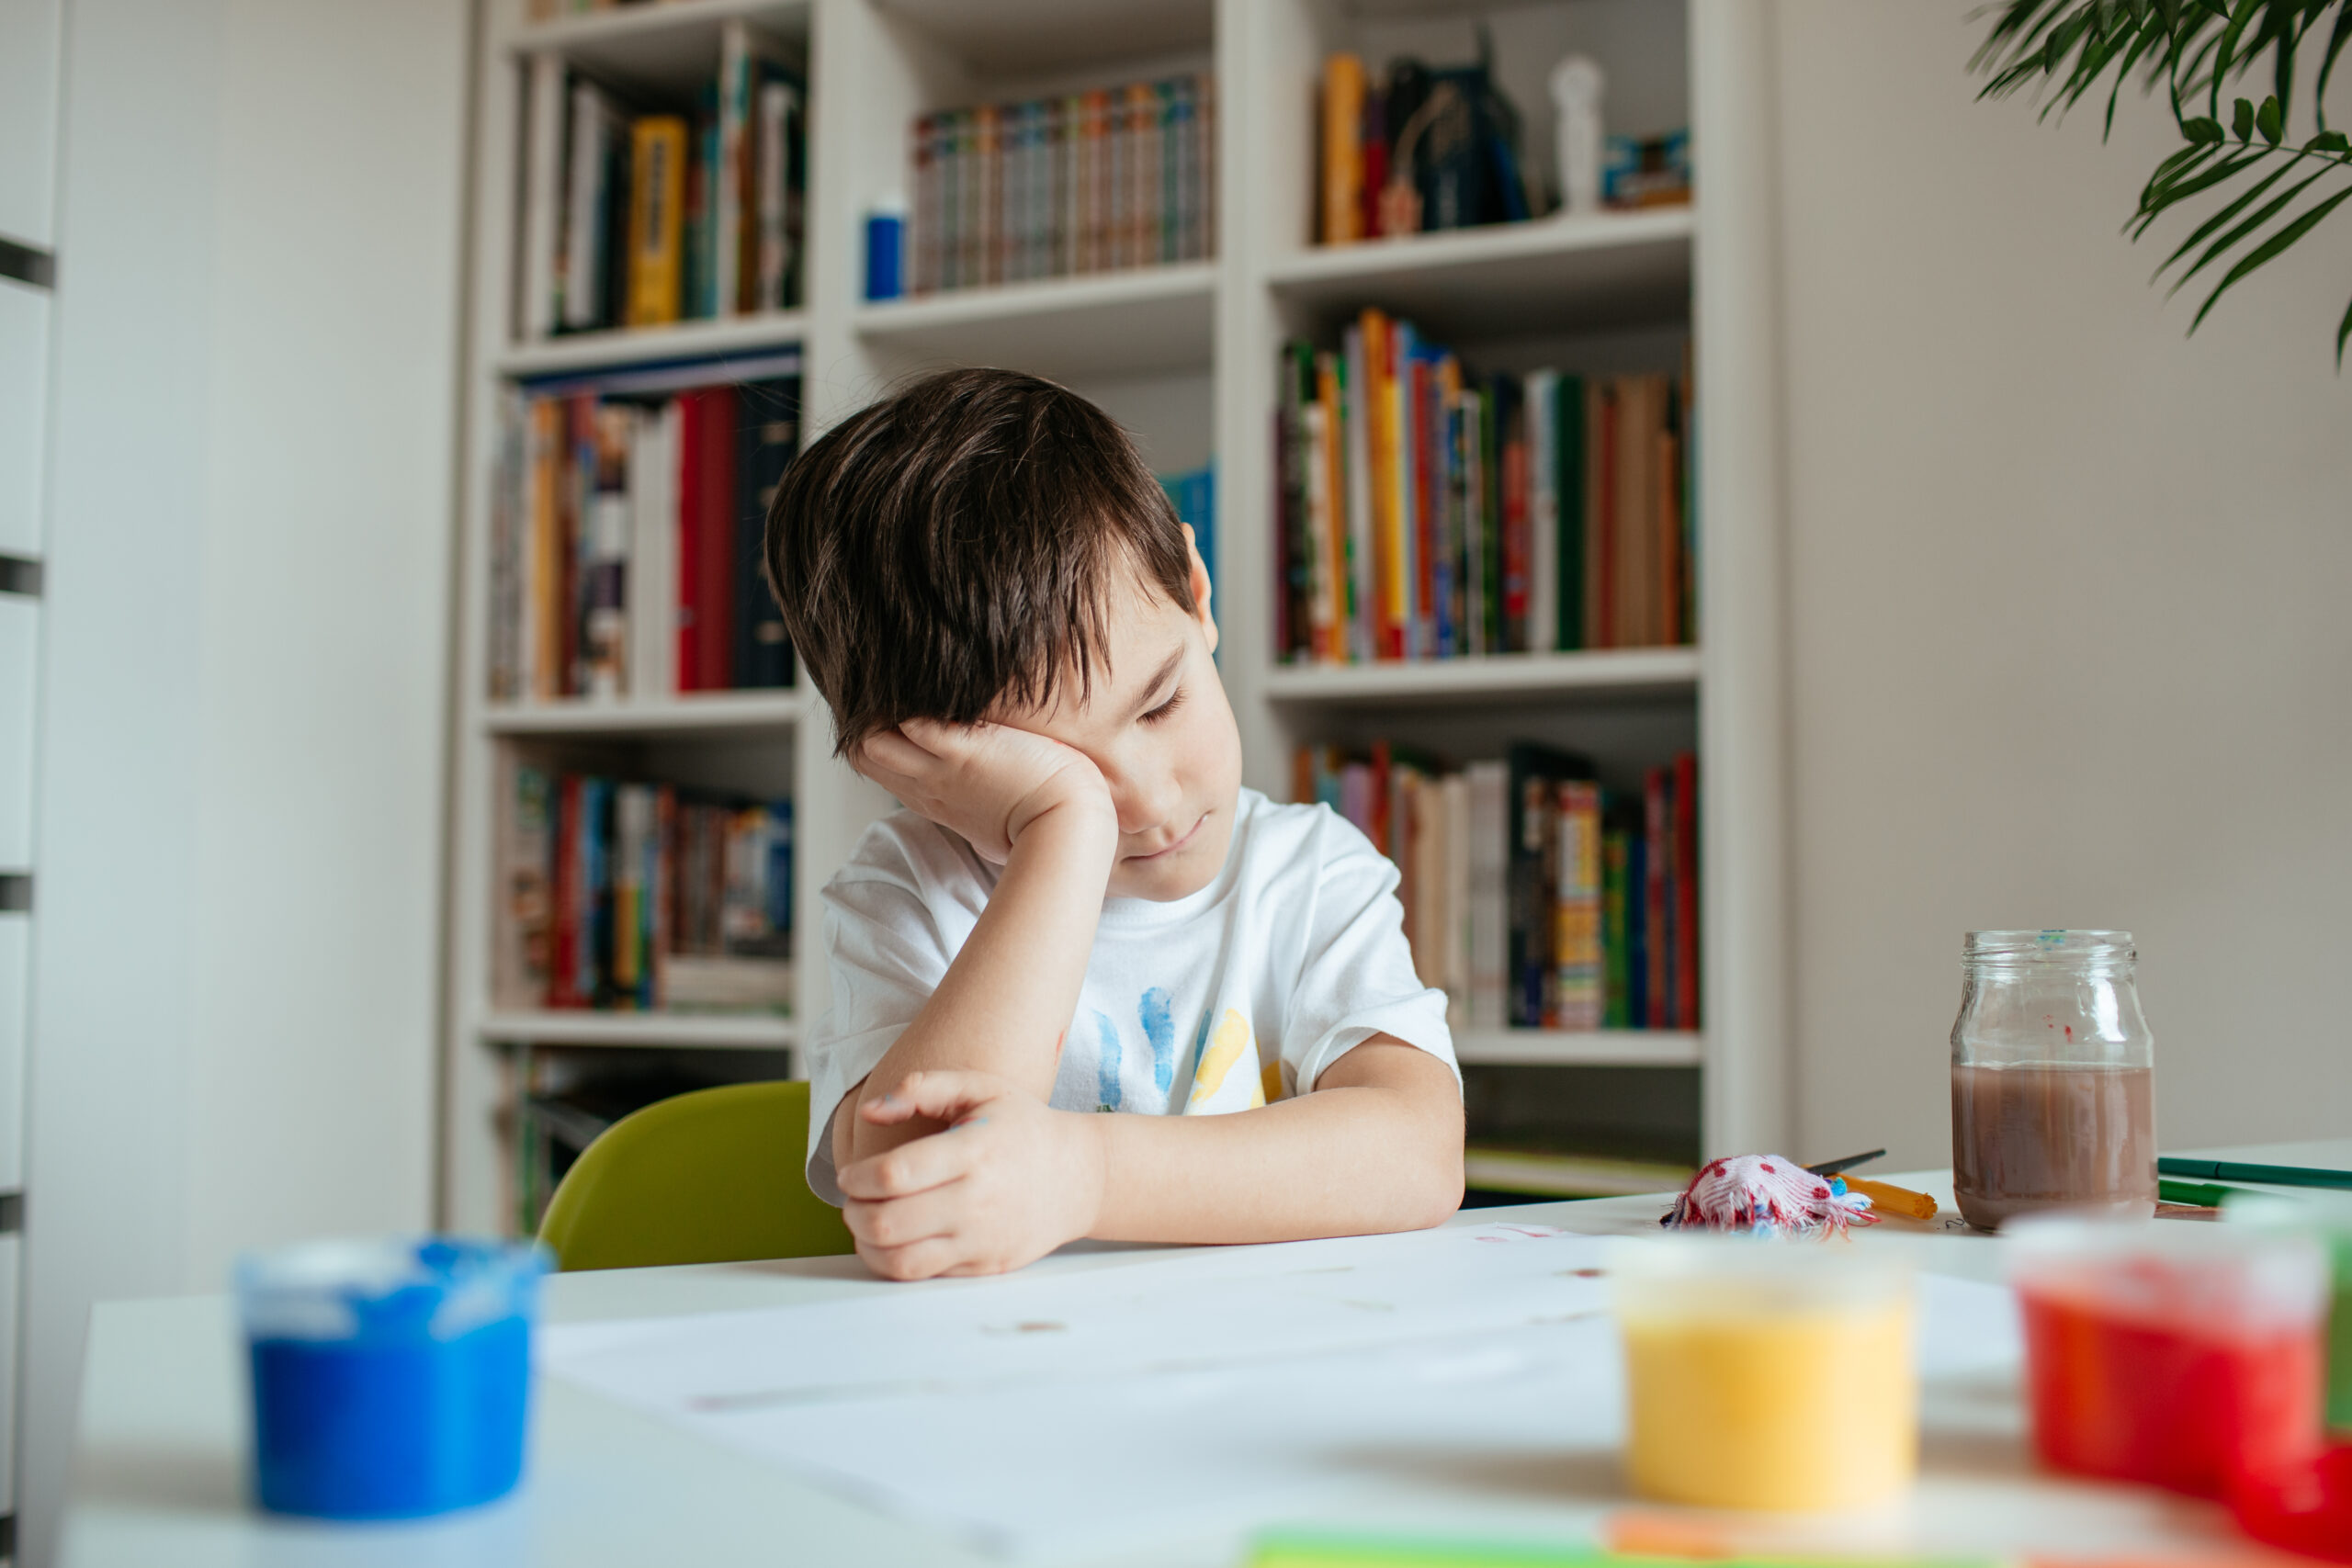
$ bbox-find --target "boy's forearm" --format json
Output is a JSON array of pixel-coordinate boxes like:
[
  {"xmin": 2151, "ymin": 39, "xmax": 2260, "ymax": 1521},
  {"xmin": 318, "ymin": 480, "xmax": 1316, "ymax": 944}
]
[
  {"xmin": 1085, "ymin": 1042, "xmax": 1465, "ymax": 1244},
  {"xmin": 842, "ymin": 801, "xmax": 1116, "ymax": 1164}
]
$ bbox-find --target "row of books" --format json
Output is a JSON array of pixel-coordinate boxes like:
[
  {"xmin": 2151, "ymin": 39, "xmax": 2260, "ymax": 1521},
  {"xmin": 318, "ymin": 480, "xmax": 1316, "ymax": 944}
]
[
  {"xmin": 908, "ymin": 74, "xmax": 1216, "ymax": 297},
  {"xmin": 1297, "ymin": 742, "xmax": 1698, "ymax": 1032},
  {"xmin": 518, "ymin": 20, "xmax": 804, "ymax": 339},
  {"xmin": 488, "ymin": 367, "xmax": 797, "ymax": 703},
  {"xmin": 1276, "ymin": 315, "xmax": 1695, "ymax": 664},
  {"xmin": 497, "ymin": 762, "xmax": 794, "ymax": 1016}
]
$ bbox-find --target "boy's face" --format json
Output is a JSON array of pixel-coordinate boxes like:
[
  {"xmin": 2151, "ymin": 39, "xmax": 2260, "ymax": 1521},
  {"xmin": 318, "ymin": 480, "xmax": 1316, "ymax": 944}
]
[{"xmin": 996, "ymin": 532, "xmax": 1242, "ymax": 901}]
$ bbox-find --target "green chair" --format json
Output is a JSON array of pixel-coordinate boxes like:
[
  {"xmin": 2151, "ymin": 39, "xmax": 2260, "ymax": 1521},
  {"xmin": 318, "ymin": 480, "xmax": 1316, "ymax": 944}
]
[{"xmin": 538, "ymin": 1079, "xmax": 855, "ymax": 1271}]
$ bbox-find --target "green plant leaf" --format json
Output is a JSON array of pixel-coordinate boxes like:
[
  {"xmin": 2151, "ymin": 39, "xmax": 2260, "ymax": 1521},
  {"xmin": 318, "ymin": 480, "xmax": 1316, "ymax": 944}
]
[
  {"xmin": 2336, "ymin": 290, "xmax": 2352, "ymax": 366},
  {"xmin": 2257, "ymin": 93, "xmax": 2285, "ymax": 142},
  {"xmin": 2315, "ymin": 5, "xmax": 2352, "ymax": 130},
  {"xmin": 2234, "ymin": 95, "xmax": 2257, "ymax": 135},
  {"xmin": 2312, "ymin": 129, "xmax": 2352, "ymax": 150},
  {"xmin": 2165, "ymin": 163, "xmax": 2333, "ymax": 289},
  {"xmin": 2190, "ymin": 182, "xmax": 2352, "ymax": 330},
  {"xmin": 2184, "ymin": 114, "xmax": 2228, "ymax": 139},
  {"xmin": 2154, "ymin": 150, "xmax": 2306, "ymax": 269}
]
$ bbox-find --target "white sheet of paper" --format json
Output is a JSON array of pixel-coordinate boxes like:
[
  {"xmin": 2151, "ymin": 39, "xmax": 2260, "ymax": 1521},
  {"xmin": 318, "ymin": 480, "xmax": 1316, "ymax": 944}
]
[{"xmin": 543, "ymin": 1224, "xmax": 2022, "ymax": 1561}]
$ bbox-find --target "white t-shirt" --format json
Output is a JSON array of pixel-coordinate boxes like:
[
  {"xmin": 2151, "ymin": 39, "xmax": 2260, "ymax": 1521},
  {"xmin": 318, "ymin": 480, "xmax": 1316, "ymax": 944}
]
[{"xmin": 803, "ymin": 786, "xmax": 1458, "ymax": 1205}]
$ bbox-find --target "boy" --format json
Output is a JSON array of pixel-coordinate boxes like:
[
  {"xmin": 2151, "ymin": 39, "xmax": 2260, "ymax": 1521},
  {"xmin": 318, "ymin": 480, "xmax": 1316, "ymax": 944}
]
[{"xmin": 765, "ymin": 368, "xmax": 1463, "ymax": 1280}]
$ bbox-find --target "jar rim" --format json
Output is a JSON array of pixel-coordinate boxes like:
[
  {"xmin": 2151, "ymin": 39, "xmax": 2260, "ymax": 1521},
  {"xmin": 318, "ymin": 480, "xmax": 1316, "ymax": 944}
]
[{"xmin": 1963, "ymin": 929, "xmax": 2135, "ymax": 963}]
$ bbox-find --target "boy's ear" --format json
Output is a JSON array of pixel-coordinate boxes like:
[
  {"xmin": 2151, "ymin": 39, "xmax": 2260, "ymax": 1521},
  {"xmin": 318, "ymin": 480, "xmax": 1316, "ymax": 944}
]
[{"xmin": 1182, "ymin": 524, "xmax": 1218, "ymax": 654}]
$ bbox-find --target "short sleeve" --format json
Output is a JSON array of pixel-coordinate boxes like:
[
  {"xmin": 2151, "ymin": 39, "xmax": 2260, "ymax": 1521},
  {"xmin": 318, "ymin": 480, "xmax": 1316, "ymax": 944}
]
[
  {"xmin": 1281, "ymin": 809, "xmax": 1460, "ymax": 1098},
  {"xmin": 801, "ymin": 863, "xmax": 959, "ymax": 1207}
]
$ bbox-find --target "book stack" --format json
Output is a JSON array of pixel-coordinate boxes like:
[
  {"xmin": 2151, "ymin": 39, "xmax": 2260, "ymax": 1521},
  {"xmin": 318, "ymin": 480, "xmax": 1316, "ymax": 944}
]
[
  {"xmin": 1275, "ymin": 318, "xmax": 1694, "ymax": 663},
  {"xmin": 488, "ymin": 367, "xmax": 798, "ymax": 703},
  {"xmin": 495, "ymin": 761, "xmax": 794, "ymax": 1017},
  {"xmin": 518, "ymin": 20, "xmax": 805, "ymax": 338},
  {"xmin": 907, "ymin": 74, "xmax": 1216, "ymax": 296},
  {"xmin": 1295, "ymin": 742, "xmax": 1698, "ymax": 1032}
]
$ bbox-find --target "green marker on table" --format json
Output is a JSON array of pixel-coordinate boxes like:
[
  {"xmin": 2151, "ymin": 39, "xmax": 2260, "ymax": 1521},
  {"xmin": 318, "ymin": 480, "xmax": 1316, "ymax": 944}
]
[{"xmin": 2159, "ymin": 1177, "xmax": 2265, "ymax": 1208}]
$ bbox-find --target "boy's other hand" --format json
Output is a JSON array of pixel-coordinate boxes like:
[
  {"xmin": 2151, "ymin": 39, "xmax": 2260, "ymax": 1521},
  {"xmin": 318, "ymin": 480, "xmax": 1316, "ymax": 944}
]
[
  {"xmin": 837, "ymin": 1069, "xmax": 1105, "ymax": 1280},
  {"xmin": 854, "ymin": 718, "xmax": 1113, "ymax": 865}
]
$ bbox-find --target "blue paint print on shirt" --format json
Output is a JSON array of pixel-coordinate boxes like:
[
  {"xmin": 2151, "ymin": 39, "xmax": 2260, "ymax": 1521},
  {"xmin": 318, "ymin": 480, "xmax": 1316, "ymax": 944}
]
[
  {"xmin": 1092, "ymin": 1009, "xmax": 1123, "ymax": 1111},
  {"xmin": 1139, "ymin": 988, "xmax": 1177, "ymax": 1094}
]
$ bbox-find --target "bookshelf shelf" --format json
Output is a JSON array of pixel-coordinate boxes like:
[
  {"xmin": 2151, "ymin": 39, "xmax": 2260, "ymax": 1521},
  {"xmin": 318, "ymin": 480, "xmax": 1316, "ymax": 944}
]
[
  {"xmin": 481, "ymin": 689, "xmax": 805, "ymax": 737},
  {"xmin": 478, "ymin": 1010, "xmax": 796, "ymax": 1051},
  {"xmin": 1263, "ymin": 209, "xmax": 1693, "ymax": 342},
  {"xmin": 493, "ymin": 310, "xmax": 808, "ymax": 380},
  {"xmin": 854, "ymin": 262, "xmax": 1216, "ymax": 381},
  {"xmin": 1453, "ymin": 1029, "xmax": 1703, "ymax": 1068},
  {"xmin": 1261, "ymin": 648, "xmax": 1700, "ymax": 705},
  {"xmin": 503, "ymin": 0, "xmax": 811, "ymax": 85}
]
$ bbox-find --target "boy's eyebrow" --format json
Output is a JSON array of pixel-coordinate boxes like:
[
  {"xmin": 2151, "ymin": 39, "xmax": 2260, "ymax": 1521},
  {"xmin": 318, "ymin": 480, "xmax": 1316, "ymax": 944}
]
[{"xmin": 1126, "ymin": 647, "xmax": 1186, "ymax": 718}]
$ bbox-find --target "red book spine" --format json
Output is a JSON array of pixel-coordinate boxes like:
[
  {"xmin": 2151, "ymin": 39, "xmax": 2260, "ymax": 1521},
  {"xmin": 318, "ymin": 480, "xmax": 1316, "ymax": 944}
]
[
  {"xmin": 1645, "ymin": 765, "xmax": 1668, "ymax": 1030},
  {"xmin": 1370, "ymin": 738, "xmax": 1393, "ymax": 859},
  {"xmin": 560, "ymin": 395, "xmax": 592, "ymax": 695},
  {"xmin": 697, "ymin": 384, "xmax": 738, "ymax": 691},
  {"xmin": 548, "ymin": 775, "xmax": 582, "ymax": 1007},
  {"xmin": 674, "ymin": 390, "xmax": 704, "ymax": 691},
  {"xmin": 1674, "ymin": 750, "xmax": 1699, "ymax": 1028}
]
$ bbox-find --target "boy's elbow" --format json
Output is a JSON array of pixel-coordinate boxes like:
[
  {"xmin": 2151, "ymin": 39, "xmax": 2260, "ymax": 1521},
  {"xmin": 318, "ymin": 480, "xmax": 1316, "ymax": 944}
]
[{"xmin": 1398, "ymin": 1107, "xmax": 1465, "ymax": 1229}]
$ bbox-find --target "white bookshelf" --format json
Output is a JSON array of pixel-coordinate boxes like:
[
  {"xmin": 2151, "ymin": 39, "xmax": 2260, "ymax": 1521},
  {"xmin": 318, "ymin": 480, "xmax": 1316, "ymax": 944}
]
[{"xmin": 441, "ymin": 0, "xmax": 1788, "ymax": 1235}]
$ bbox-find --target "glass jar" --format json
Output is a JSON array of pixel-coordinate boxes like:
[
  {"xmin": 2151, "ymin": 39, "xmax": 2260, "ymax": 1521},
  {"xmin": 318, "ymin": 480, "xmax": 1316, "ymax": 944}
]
[{"xmin": 1950, "ymin": 930, "xmax": 2156, "ymax": 1230}]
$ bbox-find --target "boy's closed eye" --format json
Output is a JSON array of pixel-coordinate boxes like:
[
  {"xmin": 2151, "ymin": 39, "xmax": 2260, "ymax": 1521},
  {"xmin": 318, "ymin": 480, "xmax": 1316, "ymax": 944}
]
[{"xmin": 1138, "ymin": 685, "xmax": 1186, "ymax": 726}]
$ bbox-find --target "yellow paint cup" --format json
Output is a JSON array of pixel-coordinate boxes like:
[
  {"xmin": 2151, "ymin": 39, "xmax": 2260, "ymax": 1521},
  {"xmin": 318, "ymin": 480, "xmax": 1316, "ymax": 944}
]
[{"xmin": 1611, "ymin": 1236, "xmax": 1916, "ymax": 1511}]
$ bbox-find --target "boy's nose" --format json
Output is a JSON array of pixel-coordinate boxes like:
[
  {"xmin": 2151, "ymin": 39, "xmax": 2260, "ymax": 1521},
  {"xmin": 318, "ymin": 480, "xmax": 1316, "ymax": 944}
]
[{"xmin": 1108, "ymin": 766, "xmax": 1184, "ymax": 840}]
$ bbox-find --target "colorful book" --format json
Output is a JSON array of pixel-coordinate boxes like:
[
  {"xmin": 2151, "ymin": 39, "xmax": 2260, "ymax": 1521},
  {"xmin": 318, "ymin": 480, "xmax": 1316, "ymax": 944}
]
[{"xmin": 625, "ymin": 116, "xmax": 686, "ymax": 327}]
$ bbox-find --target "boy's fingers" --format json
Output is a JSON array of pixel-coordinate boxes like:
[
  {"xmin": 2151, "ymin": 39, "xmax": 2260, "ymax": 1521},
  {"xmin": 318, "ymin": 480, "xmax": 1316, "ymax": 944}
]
[
  {"xmin": 842, "ymin": 1185, "xmax": 963, "ymax": 1249},
  {"xmin": 862, "ymin": 1235, "xmax": 966, "ymax": 1282},
  {"xmin": 898, "ymin": 716, "xmax": 980, "ymax": 753},
  {"xmin": 867, "ymin": 1069, "xmax": 1001, "ymax": 1123},
  {"xmin": 838, "ymin": 1133, "xmax": 971, "ymax": 1200},
  {"xmin": 858, "ymin": 728, "xmax": 935, "ymax": 777}
]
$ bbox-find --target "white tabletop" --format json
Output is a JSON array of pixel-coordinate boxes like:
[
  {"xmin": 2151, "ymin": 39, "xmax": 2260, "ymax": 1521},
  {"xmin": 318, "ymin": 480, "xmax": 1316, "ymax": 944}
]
[{"xmin": 61, "ymin": 1147, "xmax": 2350, "ymax": 1567}]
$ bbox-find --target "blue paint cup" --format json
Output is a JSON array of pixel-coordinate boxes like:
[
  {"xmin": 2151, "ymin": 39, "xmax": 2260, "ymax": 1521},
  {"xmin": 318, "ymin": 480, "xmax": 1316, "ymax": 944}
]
[{"xmin": 236, "ymin": 1236, "xmax": 548, "ymax": 1519}]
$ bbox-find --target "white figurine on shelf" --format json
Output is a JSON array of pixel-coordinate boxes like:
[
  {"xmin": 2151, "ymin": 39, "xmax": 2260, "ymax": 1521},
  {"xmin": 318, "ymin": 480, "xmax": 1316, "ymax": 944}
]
[{"xmin": 1550, "ymin": 54, "xmax": 1606, "ymax": 216}]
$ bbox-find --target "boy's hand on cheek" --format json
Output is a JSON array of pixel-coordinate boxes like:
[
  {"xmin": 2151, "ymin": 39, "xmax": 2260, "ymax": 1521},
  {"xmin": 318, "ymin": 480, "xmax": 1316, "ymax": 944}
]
[
  {"xmin": 838, "ymin": 1070, "xmax": 1106, "ymax": 1280},
  {"xmin": 853, "ymin": 718, "xmax": 1113, "ymax": 865}
]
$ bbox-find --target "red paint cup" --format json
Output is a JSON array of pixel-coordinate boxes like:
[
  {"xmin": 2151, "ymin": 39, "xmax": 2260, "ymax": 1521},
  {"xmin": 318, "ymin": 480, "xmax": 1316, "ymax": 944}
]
[{"xmin": 2007, "ymin": 1215, "xmax": 2328, "ymax": 1497}]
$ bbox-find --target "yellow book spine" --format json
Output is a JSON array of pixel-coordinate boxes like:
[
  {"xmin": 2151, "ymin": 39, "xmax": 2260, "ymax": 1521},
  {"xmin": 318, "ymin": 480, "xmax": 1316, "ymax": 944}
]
[
  {"xmin": 627, "ymin": 117, "xmax": 687, "ymax": 327},
  {"xmin": 1319, "ymin": 54, "xmax": 1365, "ymax": 245}
]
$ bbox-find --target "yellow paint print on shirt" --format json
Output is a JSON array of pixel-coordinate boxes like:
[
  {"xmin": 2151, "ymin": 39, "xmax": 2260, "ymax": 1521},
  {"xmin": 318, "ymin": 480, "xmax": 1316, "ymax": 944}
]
[{"xmin": 1185, "ymin": 1008, "xmax": 1266, "ymax": 1112}]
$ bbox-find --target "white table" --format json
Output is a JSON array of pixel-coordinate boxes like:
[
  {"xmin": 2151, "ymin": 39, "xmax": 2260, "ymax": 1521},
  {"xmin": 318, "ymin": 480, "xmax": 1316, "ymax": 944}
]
[{"xmin": 60, "ymin": 1145, "xmax": 2349, "ymax": 1567}]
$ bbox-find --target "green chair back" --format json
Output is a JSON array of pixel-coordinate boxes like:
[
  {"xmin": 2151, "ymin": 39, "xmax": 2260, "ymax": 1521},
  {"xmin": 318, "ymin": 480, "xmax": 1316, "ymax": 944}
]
[{"xmin": 538, "ymin": 1079, "xmax": 855, "ymax": 1271}]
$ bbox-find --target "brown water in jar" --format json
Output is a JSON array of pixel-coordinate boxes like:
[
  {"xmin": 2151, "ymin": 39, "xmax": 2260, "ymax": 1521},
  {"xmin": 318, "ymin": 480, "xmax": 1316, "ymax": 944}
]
[{"xmin": 1951, "ymin": 1063, "xmax": 2157, "ymax": 1230}]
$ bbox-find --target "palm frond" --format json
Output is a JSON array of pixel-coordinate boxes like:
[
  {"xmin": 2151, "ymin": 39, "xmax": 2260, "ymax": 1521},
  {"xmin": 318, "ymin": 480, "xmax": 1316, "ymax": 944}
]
[{"xmin": 1972, "ymin": 0, "xmax": 2352, "ymax": 364}]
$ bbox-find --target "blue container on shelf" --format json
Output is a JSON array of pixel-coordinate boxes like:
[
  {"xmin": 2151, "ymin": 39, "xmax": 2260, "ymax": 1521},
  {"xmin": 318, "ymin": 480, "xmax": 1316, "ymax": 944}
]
[
  {"xmin": 865, "ymin": 198, "xmax": 906, "ymax": 301},
  {"xmin": 236, "ymin": 1236, "xmax": 548, "ymax": 1519}
]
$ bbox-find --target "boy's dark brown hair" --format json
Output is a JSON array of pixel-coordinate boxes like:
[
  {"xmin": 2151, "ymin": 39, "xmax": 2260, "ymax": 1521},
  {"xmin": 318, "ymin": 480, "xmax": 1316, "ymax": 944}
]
[{"xmin": 764, "ymin": 367, "xmax": 1196, "ymax": 757}]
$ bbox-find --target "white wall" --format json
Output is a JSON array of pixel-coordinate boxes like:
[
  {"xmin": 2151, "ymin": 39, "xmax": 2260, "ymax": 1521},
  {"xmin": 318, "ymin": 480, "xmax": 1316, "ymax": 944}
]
[
  {"xmin": 1774, "ymin": 2, "xmax": 2352, "ymax": 1168},
  {"xmin": 21, "ymin": 0, "xmax": 467, "ymax": 1561}
]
